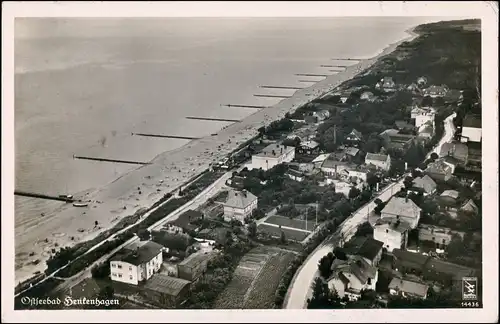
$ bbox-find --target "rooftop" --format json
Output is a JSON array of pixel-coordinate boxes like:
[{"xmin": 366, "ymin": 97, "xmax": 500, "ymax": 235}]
[
  {"xmin": 365, "ymin": 153, "xmax": 389, "ymax": 162},
  {"xmin": 356, "ymin": 238, "xmax": 384, "ymax": 261},
  {"xmin": 374, "ymin": 218, "xmax": 412, "ymax": 233},
  {"xmin": 143, "ymin": 273, "xmax": 191, "ymax": 297},
  {"xmin": 300, "ymin": 140, "xmax": 320, "ymax": 149},
  {"xmin": 179, "ymin": 251, "xmax": 215, "ymax": 269},
  {"xmin": 223, "ymin": 189, "xmax": 257, "ymax": 209},
  {"xmin": 344, "ymin": 147, "xmax": 360, "ymax": 157},
  {"xmin": 389, "ymin": 278, "xmax": 429, "ymax": 298},
  {"xmin": 349, "ymin": 128, "xmax": 363, "ymax": 139},
  {"xmin": 381, "ymin": 197, "xmax": 422, "ymax": 219},
  {"xmin": 321, "ymin": 158, "xmax": 349, "ymax": 169},
  {"xmin": 254, "ymin": 143, "xmax": 294, "ymax": 158},
  {"xmin": 111, "ymin": 241, "xmax": 164, "ymax": 266},
  {"xmin": 412, "ymin": 175, "xmax": 437, "ymax": 193},
  {"xmin": 426, "ymin": 160, "xmax": 453, "ymax": 174},
  {"xmin": 392, "ymin": 249, "xmax": 430, "ymax": 268},
  {"xmin": 462, "ymin": 114, "xmax": 482, "ymax": 128},
  {"xmin": 312, "ymin": 153, "xmax": 330, "ymax": 163},
  {"xmin": 441, "ymin": 190, "xmax": 459, "ymax": 199}
]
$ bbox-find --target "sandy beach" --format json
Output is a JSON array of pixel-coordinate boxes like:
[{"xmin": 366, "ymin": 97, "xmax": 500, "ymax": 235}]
[{"xmin": 15, "ymin": 29, "xmax": 418, "ymax": 284}]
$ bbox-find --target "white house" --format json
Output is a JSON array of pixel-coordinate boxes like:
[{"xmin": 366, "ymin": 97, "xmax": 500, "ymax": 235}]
[
  {"xmin": 373, "ymin": 219, "xmax": 411, "ymax": 252},
  {"xmin": 321, "ymin": 159, "xmax": 349, "ymax": 178},
  {"xmin": 380, "ymin": 196, "xmax": 422, "ymax": 229},
  {"xmin": 376, "ymin": 77, "xmax": 396, "ymax": 92},
  {"xmin": 365, "ymin": 153, "xmax": 391, "ymax": 171},
  {"xmin": 360, "ymin": 91, "xmax": 375, "ymax": 101},
  {"xmin": 222, "ymin": 189, "xmax": 258, "ymax": 223},
  {"xmin": 110, "ymin": 241, "xmax": 164, "ymax": 285},
  {"xmin": 345, "ymin": 168, "xmax": 369, "ymax": 183},
  {"xmin": 422, "ymin": 85, "xmax": 449, "ymax": 98},
  {"xmin": 412, "ymin": 175, "xmax": 437, "ymax": 196},
  {"xmin": 251, "ymin": 143, "xmax": 295, "ymax": 171},
  {"xmin": 411, "ymin": 107, "xmax": 436, "ymax": 128},
  {"xmin": 461, "ymin": 114, "xmax": 481, "ymax": 143},
  {"xmin": 327, "ymin": 257, "xmax": 378, "ymax": 301},
  {"xmin": 313, "ymin": 110, "xmax": 330, "ymax": 121}
]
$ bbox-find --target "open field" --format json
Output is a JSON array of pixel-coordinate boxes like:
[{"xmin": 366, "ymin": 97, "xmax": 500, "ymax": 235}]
[
  {"xmin": 257, "ymin": 224, "xmax": 311, "ymax": 242},
  {"xmin": 214, "ymin": 246, "xmax": 295, "ymax": 309},
  {"xmin": 265, "ymin": 215, "xmax": 313, "ymax": 232}
]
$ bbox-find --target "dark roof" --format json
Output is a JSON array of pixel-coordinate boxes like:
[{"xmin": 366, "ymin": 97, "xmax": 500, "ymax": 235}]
[
  {"xmin": 143, "ymin": 273, "xmax": 191, "ymax": 297},
  {"xmin": 111, "ymin": 241, "xmax": 164, "ymax": 266},
  {"xmin": 357, "ymin": 238, "xmax": 384, "ymax": 261},
  {"xmin": 462, "ymin": 114, "xmax": 481, "ymax": 128},
  {"xmin": 286, "ymin": 168, "xmax": 305, "ymax": 177},
  {"xmin": 168, "ymin": 209, "xmax": 203, "ymax": 231},
  {"xmin": 388, "ymin": 278, "xmax": 429, "ymax": 297},
  {"xmin": 179, "ymin": 251, "xmax": 215, "ymax": 269},
  {"xmin": 395, "ymin": 120, "xmax": 414, "ymax": 130},
  {"xmin": 224, "ymin": 189, "xmax": 258, "ymax": 209},
  {"xmin": 392, "ymin": 249, "xmax": 430, "ymax": 270},
  {"xmin": 365, "ymin": 153, "xmax": 389, "ymax": 162}
]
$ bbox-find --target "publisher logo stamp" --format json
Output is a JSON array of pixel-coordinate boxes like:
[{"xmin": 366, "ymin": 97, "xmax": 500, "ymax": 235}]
[{"xmin": 462, "ymin": 277, "xmax": 478, "ymax": 300}]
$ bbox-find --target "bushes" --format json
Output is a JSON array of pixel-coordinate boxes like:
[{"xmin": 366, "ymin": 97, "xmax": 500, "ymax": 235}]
[{"xmin": 91, "ymin": 262, "xmax": 110, "ymax": 279}]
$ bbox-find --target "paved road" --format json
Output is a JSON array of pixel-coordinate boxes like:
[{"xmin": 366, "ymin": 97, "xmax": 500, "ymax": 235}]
[
  {"xmin": 284, "ymin": 180, "xmax": 404, "ymax": 309},
  {"xmin": 283, "ymin": 112, "xmax": 457, "ymax": 309}
]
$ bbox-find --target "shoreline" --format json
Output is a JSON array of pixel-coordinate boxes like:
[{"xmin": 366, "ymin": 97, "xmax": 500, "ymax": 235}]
[{"xmin": 14, "ymin": 27, "xmax": 418, "ymax": 284}]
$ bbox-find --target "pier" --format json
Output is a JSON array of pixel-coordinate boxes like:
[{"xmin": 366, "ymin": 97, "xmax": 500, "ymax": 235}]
[
  {"xmin": 295, "ymin": 73, "xmax": 329, "ymax": 77},
  {"xmin": 253, "ymin": 94, "xmax": 293, "ymax": 99},
  {"xmin": 73, "ymin": 155, "xmax": 151, "ymax": 165},
  {"xmin": 331, "ymin": 58, "xmax": 362, "ymax": 61},
  {"xmin": 221, "ymin": 104, "xmax": 267, "ymax": 109},
  {"xmin": 132, "ymin": 133, "xmax": 200, "ymax": 140},
  {"xmin": 14, "ymin": 191, "xmax": 74, "ymax": 202},
  {"xmin": 320, "ymin": 65, "xmax": 348, "ymax": 68},
  {"xmin": 258, "ymin": 86, "xmax": 304, "ymax": 90},
  {"xmin": 186, "ymin": 117, "xmax": 241, "ymax": 123},
  {"xmin": 298, "ymin": 80, "xmax": 320, "ymax": 83}
]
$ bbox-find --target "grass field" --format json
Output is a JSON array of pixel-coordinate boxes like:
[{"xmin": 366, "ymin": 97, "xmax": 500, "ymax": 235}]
[
  {"xmin": 265, "ymin": 215, "xmax": 314, "ymax": 231},
  {"xmin": 214, "ymin": 246, "xmax": 295, "ymax": 309},
  {"xmin": 257, "ymin": 224, "xmax": 310, "ymax": 242}
]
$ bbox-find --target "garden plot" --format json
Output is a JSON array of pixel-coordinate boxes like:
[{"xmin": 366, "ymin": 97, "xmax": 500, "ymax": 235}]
[{"xmin": 257, "ymin": 223, "xmax": 310, "ymax": 242}]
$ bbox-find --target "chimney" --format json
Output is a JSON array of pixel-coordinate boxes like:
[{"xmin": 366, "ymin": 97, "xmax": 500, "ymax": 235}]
[
  {"xmin": 242, "ymin": 190, "xmax": 247, "ymax": 198},
  {"xmin": 405, "ymin": 162, "xmax": 408, "ymax": 170},
  {"xmin": 405, "ymin": 196, "xmax": 408, "ymax": 203},
  {"xmin": 272, "ymin": 150, "xmax": 276, "ymax": 156},
  {"xmin": 376, "ymin": 182, "xmax": 379, "ymax": 192},
  {"xmin": 281, "ymin": 147, "xmax": 283, "ymax": 154}
]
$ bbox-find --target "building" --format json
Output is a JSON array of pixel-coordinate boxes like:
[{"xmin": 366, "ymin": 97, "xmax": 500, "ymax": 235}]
[
  {"xmin": 425, "ymin": 160, "xmax": 453, "ymax": 182},
  {"xmin": 177, "ymin": 251, "xmax": 216, "ymax": 282},
  {"xmin": 338, "ymin": 237, "xmax": 384, "ymax": 267},
  {"xmin": 461, "ymin": 114, "xmax": 482, "ymax": 143},
  {"xmin": 286, "ymin": 127, "xmax": 316, "ymax": 142},
  {"xmin": 360, "ymin": 91, "xmax": 375, "ymax": 101},
  {"xmin": 365, "ymin": 153, "xmax": 391, "ymax": 171},
  {"xmin": 345, "ymin": 168, "xmax": 369, "ymax": 183},
  {"xmin": 343, "ymin": 147, "xmax": 360, "ymax": 158},
  {"xmin": 380, "ymin": 196, "xmax": 422, "ymax": 229},
  {"xmin": 440, "ymin": 190, "xmax": 459, "ymax": 204},
  {"xmin": 313, "ymin": 110, "xmax": 330, "ymax": 121},
  {"xmin": 285, "ymin": 168, "xmax": 306, "ymax": 182},
  {"xmin": 460, "ymin": 199, "xmax": 479, "ymax": 215},
  {"xmin": 312, "ymin": 153, "xmax": 330, "ymax": 168},
  {"xmin": 380, "ymin": 129, "xmax": 416, "ymax": 151},
  {"xmin": 165, "ymin": 209, "xmax": 203, "ymax": 234},
  {"xmin": 412, "ymin": 175, "xmax": 437, "ymax": 196},
  {"xmin": 465, "ymin": 142, "xmax": 482, "ymax": 172},
  {"xmin": 439, "ymin": 142, "xmax": 469, "ymax": 163},
  {"xmin": 417, "ymin": 76, "xmax": 428, "ymax": 86},
  {"xmin": 222, "ymin": 189, "xmax": 258, "ymax": 223},
  {"xmin": 327, "ymin": 257, "xmax": 378, "ymax": 301},
  {"xmin": 110, "ymin": 241, "xmax": 164, "ymax": 285},
  {"xmin": 297, "ymin": 140, "xmax": 320, "ymax": 155},
  {"xmin": 410, "ymin": 107, "xmax": 436, "ymax": 128},
  {"xmin": 373, "ymin": 219, "xmax": 411, "ymax": 252},
  {"xmin": 251, "ymin": 143, "xmax": 295, "ymax": 171},
  {"xmin": 330, "ymin": 180, "xmax": 353, "ymax": 197},
  {"xmin": 376, "ymin": 76, "xmax": 396, "ymax": 92},
  {"xmin": 345, "ymin": 129, "xmax": 363, "ymax": 147},
  {"xmin": 422, "ymin": 85, "xmax": 449, "ymax": 98},
  {"xmin": 417, "ymin": 121, "xmax": 434, "ymax": 140},
  {"xmin": 388, "ymin": 278, "xmax": 429, "ymax": 300},
  {"xmin": 141, "ymin": 274, "xmax": 191, "ymax": 308},
  {"xmin": 418, "ymin": 224, "xmax": 464, "ymax": 248},
  {"xmin": 321, "ymin": 158, "xmax": 349, "ymax": 178}
]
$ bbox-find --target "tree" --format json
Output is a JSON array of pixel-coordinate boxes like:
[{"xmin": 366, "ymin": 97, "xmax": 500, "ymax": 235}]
[
  {"xmin": 355, "ymin": 222, "xmax": 374, "ymax": 237},
  {"xmin": 248, "ymin": 221, "xmax": 257, "ymax": 238},
  {"xmin": 137, "ymin": 229, "xmax": 151, "ymax": 241},
  {"xmin": 280, "ymin": 231, "xmax": 287, "ymax": 244},
  {"xmin": 318, "ymin": 252, "xmax": 335, "ymax": 278},
  {"xmin": 366, "ymin": 173, "xmax": 380, "ymax": 189},
  {"xmin": 430, "ymin": 152, "xmax": 439, "ymax": 161},
  {"xmin": 348, "ymin": 187, "xmax": 361, "ymax": 200},
  {"xmin": 403, "ymin": 176, "xmax": 414, "ymax": 189}
]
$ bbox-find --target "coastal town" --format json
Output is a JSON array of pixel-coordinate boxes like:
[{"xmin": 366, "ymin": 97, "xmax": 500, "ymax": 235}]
[{"xmin": 14, "ymin": 18, "xmax": 483, "ymax": 310}]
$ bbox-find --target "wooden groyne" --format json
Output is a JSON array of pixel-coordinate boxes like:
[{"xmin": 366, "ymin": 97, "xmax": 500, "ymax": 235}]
[
  {"xmin": 132, "ymin": 133, "xmax": 200, "ymax": 140},
  {"xmin": 295, "ymin": 73, "xmax": 329, "ymax": 77},
  {"xmin": 298, "ymin": 80, "xmax": 319, "ymax": 83},
  {"xmin": 253, "ymin": 94, "xmax": 293, "ymax": 99},
  {"xmin": 14, "ymin": 191, "xmax": 74, "ymax": 202},
  {"xmin": 259, "ymin": 86, "xmax": 304, "ymax": 90},
  {"xmin": 331, "ymin": 58, "xmax": 362, "ymax": 61},
  {"xmin": 73, "ymin": 155, "xmax": 151, "ymax": 165},
  {"xmin": 320, "ymin": 65, "xmax": 348, "ymax": 68},
  {"xmin": 185, "ymin": 117, "xmax": 241, "ymax": 123},
  {"xmin": 222, "ymin": 104, "xmax": 267, "ymax": 109}
]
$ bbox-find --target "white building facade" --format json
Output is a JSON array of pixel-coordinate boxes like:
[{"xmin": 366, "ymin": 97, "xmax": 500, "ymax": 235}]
[{"xmin": 251, "ymin": 144, "xmax": 295, "ymax": 171}]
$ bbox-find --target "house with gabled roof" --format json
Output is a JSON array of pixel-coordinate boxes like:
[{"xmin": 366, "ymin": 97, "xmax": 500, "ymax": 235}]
[
  {"xmin": 338, "ymin": 236, "xmax": 384, "ymax": 267},
  {"xmin": 327, "ymin": 256, "xmax": 378, "ymax": 301},
  {"xmin": 373, "ymin": 218, "xmax": 412, "ymax": 252},
  {"xmin": 425, "ymin": 159, "xmax": 453, "ymax": 182},
  {"xmin": 345, "ymin": 128, "xmax": 363, "ymax": 147},
  {"xmin": 461, "ymin": 114, "xmax": 481, "ymax": 143},
  {"xmin": 460, "ymin": 199, "xmax": 479, "ymax": 215},
  {"xmin": 365, "ymin": 153, "xmax": 391, "ymax": 171},
  {"xmin": 439, "ymin": 142, "xmax": 469, "ymax": 164},
  {"xmin": 422, "ymin": 85, "xmax": 449, "ymax": 98},
  {"xmin": 411, "ymin": 175, "xmax": 437, "ymax": 196},
  {"xmin": 222, "ymin": 189, "xmax": 258, "ymax": 223},
  {"xmin": 380, "ymin": 196, "xmax": 422, "ymax": 229},
  {"xmin": 376, "ymin": 76, "xmax": 396, "ymax": 92}
]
